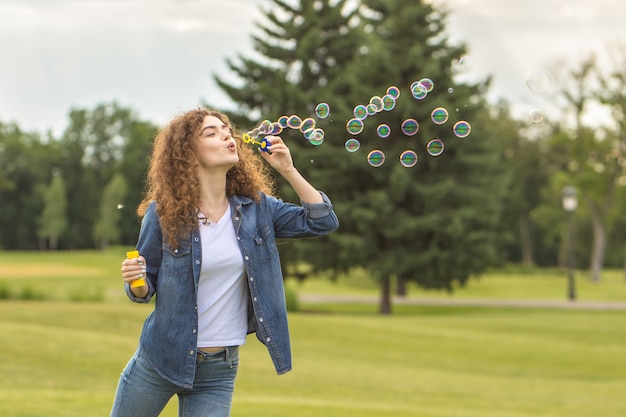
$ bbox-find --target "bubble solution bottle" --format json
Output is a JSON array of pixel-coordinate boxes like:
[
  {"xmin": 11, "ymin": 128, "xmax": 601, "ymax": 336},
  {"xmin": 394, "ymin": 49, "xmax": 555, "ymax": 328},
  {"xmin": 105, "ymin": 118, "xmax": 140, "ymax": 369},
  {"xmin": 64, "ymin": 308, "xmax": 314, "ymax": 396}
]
[{"xmin": 126, "ymin": 250, "xmax": 146, "ymax": 288}]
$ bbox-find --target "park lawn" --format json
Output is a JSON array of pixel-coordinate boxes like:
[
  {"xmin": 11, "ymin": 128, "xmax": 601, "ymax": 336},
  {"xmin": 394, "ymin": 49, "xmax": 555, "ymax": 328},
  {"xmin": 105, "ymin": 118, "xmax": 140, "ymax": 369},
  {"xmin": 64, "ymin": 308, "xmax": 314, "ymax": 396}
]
[
  {"xmin": 0, "ymin": 248, "xmax": 129, "ymax": 302},
  {"xmin": 0, "ymin": 300, "xmax": 625, "ymax": 417},
  {"xmin": 3, "ymin": 248, "xmax": 626, "ymax": 303}
]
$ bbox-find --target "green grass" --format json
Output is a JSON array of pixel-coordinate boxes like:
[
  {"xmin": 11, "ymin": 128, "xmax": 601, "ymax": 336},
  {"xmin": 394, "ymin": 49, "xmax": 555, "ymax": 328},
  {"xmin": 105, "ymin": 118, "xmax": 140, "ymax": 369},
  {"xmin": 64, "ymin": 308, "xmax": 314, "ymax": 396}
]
[
  {"xmin": 1, "ymin": 250, "xmax": 626, "ymax": 416},
  {"xmin": 1, "ymin": 301, "xmax": 625, "ymax": 417}
]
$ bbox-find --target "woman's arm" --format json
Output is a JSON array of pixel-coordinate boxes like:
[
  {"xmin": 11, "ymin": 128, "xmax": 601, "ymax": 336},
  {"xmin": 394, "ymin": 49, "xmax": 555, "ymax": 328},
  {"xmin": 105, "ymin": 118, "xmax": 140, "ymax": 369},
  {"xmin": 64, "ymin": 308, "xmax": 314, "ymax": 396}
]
[{"xmin": 259, "ymin": 136, "xmax": 324, "ymax": 204}]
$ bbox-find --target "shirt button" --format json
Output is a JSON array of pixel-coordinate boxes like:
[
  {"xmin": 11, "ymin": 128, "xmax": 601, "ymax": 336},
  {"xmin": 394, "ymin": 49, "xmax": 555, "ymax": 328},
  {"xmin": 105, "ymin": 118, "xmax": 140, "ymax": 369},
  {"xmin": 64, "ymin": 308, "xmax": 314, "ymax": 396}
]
[
  {"xmin": 235, "ymin": 216, "xmax": 240, "ymax": 221},
  {"xmin": 253, "ymin": 297, "xmax": 257, "ymax": 301},
  {"xmin": 244, "ymin": 256, "xmax": 249, "ymax": 261},
  {"xmin": 190, "ymin": 350, "xmax": 194, "ymax": 355},
  {"xmin": 192, "ymin": 329, "xmax": 197, "ymax": 334},
  {"xmin": 195, "ymin": 305, "xmax": 198, "ymax": 310},
  {"xmin": 237, "ymin": 236, "xmax": 240, "ymax": 240},
  {"xmin": 174, "ymin": 249, "xmax": 179, "ymax": 254},
  {"xmin": 195, "ymin": 260, "xmax": 200, "ymax": 264},
  {"xmin": 194, "ymin": 237, "xmax": 199, "ymax": 242},
  {"xmin": 249, "ymin": 277, "xmax": 254, "ymax": 281},
  {"xmin": 259, "ymin": 317, "xmax": 264, "ymax": 322},
  {"xmin": 266, "ymin": 337, "xmax": 271, "ymax": 342}
]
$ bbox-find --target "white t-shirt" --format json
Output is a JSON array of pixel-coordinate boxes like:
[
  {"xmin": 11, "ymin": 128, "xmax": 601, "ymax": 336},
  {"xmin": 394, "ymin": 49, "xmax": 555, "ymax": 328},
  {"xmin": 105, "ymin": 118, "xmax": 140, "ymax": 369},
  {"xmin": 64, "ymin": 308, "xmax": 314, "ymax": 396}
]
[{"xmin": 196, "ymin": 205, "xmax": 248, "ymax": 347}]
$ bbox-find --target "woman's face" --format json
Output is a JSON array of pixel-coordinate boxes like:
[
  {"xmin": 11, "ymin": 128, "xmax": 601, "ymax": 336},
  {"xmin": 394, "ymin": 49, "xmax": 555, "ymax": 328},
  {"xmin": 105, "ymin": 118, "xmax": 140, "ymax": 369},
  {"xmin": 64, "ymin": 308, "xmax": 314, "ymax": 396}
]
[{"xmin": 196, "ymin": 115, "xmax": 239, "ymax": 170}]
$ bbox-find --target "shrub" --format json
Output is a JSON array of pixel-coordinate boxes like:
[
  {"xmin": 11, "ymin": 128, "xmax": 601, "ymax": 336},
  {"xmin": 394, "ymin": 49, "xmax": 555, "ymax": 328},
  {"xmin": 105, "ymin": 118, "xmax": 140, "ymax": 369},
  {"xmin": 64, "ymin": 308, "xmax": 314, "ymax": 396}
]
[{"xmin": 284, "ymin": 283, "xmax": 300, "ymax": 312}]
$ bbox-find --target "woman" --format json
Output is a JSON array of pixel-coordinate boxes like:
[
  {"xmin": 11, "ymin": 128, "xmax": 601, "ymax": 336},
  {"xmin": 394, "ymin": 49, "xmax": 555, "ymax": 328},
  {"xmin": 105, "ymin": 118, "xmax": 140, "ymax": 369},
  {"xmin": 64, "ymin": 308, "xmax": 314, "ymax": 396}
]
[{"xmin": 110, "ymin": 108, "xmax": 339, "ymax": 417}]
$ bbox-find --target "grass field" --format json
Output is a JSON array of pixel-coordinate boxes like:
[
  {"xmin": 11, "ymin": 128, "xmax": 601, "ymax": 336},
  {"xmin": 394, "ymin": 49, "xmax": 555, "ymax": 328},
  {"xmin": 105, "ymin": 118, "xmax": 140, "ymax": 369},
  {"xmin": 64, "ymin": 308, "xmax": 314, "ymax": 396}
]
[{"xmin": 1, "ymin": 249, "xmax": 626, "ymax": 416}]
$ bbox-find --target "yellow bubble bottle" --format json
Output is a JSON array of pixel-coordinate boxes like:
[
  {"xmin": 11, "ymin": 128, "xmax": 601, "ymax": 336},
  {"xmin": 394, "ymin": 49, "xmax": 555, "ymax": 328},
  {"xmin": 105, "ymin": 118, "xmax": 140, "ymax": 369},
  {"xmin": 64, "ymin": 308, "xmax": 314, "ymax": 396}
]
[{"xmin": 126, "ymin": 250, "xmax": 146, "ymax": 288}]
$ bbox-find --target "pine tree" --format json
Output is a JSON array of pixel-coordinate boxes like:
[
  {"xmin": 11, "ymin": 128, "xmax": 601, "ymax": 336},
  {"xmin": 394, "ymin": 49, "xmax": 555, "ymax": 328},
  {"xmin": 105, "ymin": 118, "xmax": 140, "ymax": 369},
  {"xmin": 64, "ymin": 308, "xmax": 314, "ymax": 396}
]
[{"xmin": 217, "ymin": 0, "xmax": 507, "ymax": 313}]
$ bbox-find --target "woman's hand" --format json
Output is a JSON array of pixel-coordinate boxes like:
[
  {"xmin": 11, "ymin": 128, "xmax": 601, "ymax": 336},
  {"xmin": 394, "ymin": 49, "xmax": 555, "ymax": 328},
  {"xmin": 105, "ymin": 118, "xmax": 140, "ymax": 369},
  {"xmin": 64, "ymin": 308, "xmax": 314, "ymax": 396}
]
[
  {"xmin": 259, "ymin": 136, "xmax": 324, "ymax": 204},
  {"xmin": 120, "ymin": 256, "xmax": 149, "ymax": 297},
  {"xmin": 259, "ymin": 136, "xmax": 295, "ymax": 175}
]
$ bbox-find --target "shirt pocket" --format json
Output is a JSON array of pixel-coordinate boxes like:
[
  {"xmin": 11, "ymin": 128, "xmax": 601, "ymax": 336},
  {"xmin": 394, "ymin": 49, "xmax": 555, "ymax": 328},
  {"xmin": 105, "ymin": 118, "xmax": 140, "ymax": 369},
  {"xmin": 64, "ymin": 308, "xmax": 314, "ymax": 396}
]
[
  {"xmin": 161, "ymin": 241, "xmax": 193, "ymax": 275},
  {"xmin": 253, "ymin": 224, "xmax": 276, "ymax": 264}
]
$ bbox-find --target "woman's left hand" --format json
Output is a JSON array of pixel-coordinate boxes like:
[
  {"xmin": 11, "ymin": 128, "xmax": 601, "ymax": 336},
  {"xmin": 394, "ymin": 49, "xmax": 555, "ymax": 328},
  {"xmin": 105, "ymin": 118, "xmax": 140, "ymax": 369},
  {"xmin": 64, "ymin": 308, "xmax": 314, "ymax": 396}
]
[{"xmin": 259, "ymin": 136, "xmax": 295, "ymax": 175}]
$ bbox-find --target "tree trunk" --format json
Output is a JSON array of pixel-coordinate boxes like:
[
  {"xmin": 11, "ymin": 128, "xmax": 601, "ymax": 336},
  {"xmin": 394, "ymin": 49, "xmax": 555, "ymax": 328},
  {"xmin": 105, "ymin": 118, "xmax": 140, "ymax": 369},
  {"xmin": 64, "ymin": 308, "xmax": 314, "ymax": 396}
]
[
  {"xmin": 588, "ymin": 203, "xmax": 606, "ymax": 283},
  {"xmin": 519, "ymin": 213, "xmax": 534, "ymax": 266},
  {"xmin": 379, "ymin": 275, "xmax": 392, "ymax": 315}
]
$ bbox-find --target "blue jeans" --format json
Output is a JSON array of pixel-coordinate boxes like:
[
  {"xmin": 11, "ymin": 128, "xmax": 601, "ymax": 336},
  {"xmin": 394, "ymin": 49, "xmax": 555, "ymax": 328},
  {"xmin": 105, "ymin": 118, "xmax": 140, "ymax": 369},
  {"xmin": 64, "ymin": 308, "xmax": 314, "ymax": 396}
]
[{"xmin": 110, "ymin": 347, "xmax": 239, "ymax": 417}]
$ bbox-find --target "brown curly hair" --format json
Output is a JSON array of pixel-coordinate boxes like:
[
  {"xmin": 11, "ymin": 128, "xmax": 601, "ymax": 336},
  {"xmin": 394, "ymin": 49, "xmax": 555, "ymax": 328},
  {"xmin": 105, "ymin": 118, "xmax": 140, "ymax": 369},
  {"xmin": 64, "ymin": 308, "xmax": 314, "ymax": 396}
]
[{"xmin": 138, "ymin": 108, "xmax": 275, "ymax": 248}]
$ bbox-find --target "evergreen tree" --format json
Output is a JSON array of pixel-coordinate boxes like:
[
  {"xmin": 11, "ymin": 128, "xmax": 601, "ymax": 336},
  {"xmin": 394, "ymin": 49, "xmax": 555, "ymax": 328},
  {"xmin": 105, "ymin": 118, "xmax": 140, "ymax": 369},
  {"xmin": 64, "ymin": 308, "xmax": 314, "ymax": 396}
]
[
  {"xmin": 38, "ymin": 170, "xmax": 68, "ymax": 250},
  {"xmin": 213, "ymin": 0, "xmax": 362, "ymax": 127},
  {"xmin": 325, "ymin": 0, "xmax": 507, "ymax": 312},
  {"xmin": 216, "ymin": 0, "xmax": 507, "ymax": 313},
  {"xmin": 213, "ymin": 0, "xmax": 365, "ymax": 277}
]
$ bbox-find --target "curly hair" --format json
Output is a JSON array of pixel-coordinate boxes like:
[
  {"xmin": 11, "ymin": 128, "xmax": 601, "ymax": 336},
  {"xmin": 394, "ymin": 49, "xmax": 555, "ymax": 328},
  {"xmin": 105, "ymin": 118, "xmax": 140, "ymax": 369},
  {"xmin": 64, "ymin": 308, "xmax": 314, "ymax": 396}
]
[{"xmin": 138, "ymin": 108, "xmax": 276, "ymax": 249}]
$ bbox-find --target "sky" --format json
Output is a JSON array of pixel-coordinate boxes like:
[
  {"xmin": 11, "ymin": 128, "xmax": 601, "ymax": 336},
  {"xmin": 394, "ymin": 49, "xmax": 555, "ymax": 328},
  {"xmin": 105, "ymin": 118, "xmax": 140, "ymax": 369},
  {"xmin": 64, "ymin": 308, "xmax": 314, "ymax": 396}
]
[{"xmin": 1, "ymin": 0, "xmax": 624, "ymax": 135}]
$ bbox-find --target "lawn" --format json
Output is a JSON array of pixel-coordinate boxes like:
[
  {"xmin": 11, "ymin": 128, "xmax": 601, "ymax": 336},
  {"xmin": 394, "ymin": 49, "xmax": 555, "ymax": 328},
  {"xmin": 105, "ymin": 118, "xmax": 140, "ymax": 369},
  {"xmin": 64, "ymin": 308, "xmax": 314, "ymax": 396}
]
[{"xmin": 1, "ymin": 249, "xmax": 626, "ymax": 416}]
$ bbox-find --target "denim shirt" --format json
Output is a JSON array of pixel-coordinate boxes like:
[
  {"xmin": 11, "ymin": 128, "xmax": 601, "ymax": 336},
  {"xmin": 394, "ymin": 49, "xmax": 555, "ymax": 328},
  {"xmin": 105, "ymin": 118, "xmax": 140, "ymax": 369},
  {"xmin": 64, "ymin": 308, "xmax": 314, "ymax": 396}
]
[{"xmin": 125, "ymin": 192, "xmax": 338, "ymax": 389}]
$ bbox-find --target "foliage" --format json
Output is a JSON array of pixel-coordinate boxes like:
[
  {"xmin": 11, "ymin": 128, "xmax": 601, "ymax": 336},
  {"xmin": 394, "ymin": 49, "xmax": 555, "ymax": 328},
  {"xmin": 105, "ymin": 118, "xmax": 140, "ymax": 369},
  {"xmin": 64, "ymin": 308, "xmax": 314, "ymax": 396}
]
[
  {"xmin": 0, "ymin": 103, "xmax": 156, "ymax": 250},
  {"xmin": 38, "ymin": 170, "xmax": 68, "ymax": 250},
  {"xmin": 93, "ymin": 173, "xmax": 128, "ymax": 249},
  {"xmin": 216, "ymin": 0, "xmax": 507, "ymax": 313}
]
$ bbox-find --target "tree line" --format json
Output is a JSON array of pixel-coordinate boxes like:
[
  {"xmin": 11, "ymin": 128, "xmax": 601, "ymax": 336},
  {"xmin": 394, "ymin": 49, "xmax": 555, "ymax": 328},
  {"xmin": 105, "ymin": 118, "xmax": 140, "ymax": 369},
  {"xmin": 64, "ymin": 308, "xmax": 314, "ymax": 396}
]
[{"xmin": 1, "ymin": 0, "xmax": 625, "ymax": 311}]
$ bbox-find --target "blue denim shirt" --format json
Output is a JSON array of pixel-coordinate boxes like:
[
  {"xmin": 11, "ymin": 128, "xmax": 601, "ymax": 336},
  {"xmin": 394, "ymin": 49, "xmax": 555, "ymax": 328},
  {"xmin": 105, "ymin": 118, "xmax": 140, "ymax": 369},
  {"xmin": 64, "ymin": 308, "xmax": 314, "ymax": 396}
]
[{"xmin": 125, "ymin": 192, "xmax": 338, "ymax": 389}]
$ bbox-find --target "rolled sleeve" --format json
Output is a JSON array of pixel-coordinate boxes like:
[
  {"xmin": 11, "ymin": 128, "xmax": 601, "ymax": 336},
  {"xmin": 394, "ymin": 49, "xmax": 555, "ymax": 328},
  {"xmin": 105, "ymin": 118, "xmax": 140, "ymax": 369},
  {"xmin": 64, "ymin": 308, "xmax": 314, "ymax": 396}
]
[
  {"xmin": 302, "ymin": 191, "xmax": 334, "ymax": 219},
  {"xmin": 124, "ymin": 280, "xmax": 155, "ymax": 303}
]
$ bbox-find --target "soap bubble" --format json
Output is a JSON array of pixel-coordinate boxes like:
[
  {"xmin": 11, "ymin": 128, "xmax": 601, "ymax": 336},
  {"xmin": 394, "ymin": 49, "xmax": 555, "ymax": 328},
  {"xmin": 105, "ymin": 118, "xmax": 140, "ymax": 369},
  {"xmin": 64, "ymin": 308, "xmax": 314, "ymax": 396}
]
[
  {"xmin": 367, "ymin": 150, "xmax": 385, "ymax": 167},
  {"xmin": 259, "ymin": 120, "xmax": 272, "ymax": 134},
  {"xmin": 309, "ymin": 129, "xmax": 325, "ymax": 146},
  {"xmin": 431, "ymin": 107, "xmax": 449, "ymax": 125},
  {"xmin": 411, "ymin": 82, "xmax": 428, "ymax": 100},
  {"xmin": 287, "ymin": 115, "xmax": 302, "ymax": 129},
  {"xmin": 277, "ymin": 116, "xmax": 289, "ymax": 128},
  {"xmin": 315, "ymin": 102, "xmax": 330, "ymax": 118},
  {"xmin": 345, "ymin": 138, "xmax": 360, "ymax": 152},
  {"xmin": 453, "ymin": 121, "xmax": 471, "ymax": 138},
  {"xmin": 526, "ymin": 70, "xmax": 552, "ymax": 95},
  {"xmin": 458, "ymin": 55, "xmax": 472, "ymax": 68},
  {"xmin": 300, "ymin": 117, "xmax": 316, "ymax": 134},
  {"xmin": 353, "ymin": 105, "xmax": 368, "ymax": 120},
  {"xmin": 346, "ymin": 118, "xmax": 365, "ymax": 135},
  {"xmin": 386, "ymin": 86, "xmax": 401, "ymax": 99},
  {"xmin": 249, "ymin": 127, "xmax": 260, "ymax": 139},
  {"xmin": 419, "ymin": 77, "xmax": 435, "ymax": 92},
  {"xmin": 369, "ymin": 96, "xmax": 384, "ymax": 112},
  {"xmin": 529, "ymin": 108, "xmax": 544, "ymax": 123},
  {"xmin": 400, "ymin": 150, "xmax": 418, "ymax": 167},
  {"xmin": 427, "ymin": 139, "xmax": 445, "ymax": 156},
  {"xmin": 116, "ymin": 204, "xmax": 124, "ymax": 210},
  {"xmin": 382, "ymin": 94, "xmax": 396, "ymax": 111},
  {"xmin": 377, "ymin": 124, "xmax": 391, "ymax": 138},
  {"xmin": 401, "ymin": 119, "xmax": 419, "ymax": 136},
  {"xmin": 269, "ymin": 122, "xmax": 283, "ymax": 135}
]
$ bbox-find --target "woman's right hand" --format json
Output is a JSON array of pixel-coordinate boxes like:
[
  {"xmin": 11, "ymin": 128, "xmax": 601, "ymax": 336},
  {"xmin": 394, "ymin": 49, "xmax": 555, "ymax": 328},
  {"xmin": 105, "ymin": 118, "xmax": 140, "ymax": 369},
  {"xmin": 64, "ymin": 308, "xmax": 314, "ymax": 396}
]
[
  {"xmin": 121, "ymin": 256, "xmax": 149, "ymax": 297},
  {"xmin": 121, "ymin": 256, "xmax": 146, "ymax": 284}
]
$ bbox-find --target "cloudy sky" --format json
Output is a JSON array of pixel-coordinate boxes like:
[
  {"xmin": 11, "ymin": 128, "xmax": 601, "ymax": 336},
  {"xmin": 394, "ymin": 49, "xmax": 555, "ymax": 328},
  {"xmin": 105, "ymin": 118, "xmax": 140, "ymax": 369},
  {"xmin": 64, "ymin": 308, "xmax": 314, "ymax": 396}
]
[{"xmin": 1, "ymin": 0, "xmax": 624, "ymax": 135}]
